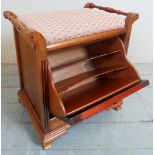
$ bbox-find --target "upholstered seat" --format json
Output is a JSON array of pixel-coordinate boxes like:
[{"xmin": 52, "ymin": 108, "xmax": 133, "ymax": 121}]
[{"xmin": 18, "ymin": 9, "xmax": 126, "ymax": 44}]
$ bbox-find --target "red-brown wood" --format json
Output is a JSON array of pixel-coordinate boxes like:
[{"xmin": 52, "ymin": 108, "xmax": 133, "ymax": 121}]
[
  {"xmin": 61, "ymin": 78, "xmax": 139, "ymax": 116},
  {"xmin": 84, "ymin": 2, "xmax": 139, "ymax": 53},
  {"xmin": 64, "ymin": 80, "xmax": 148, "ymax": 124},
  {"xmin": 3, "ymin": 3, "xmax": 149, "ymax": 149},
  {"xmin": 84, "ymin": 3, "xmax": 128, "ymax": 16}
]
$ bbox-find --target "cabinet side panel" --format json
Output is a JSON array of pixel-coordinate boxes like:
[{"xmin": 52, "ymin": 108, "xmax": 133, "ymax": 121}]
[{"xmin": 14, "ymin": 29, "xmax": 42, "ymax": 120}]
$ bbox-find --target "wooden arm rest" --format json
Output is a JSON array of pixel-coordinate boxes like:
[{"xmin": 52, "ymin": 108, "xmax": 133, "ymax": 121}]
[
  {"xmin": 4, "ymin": 11, "xmax": 34, "ymax": 41},
  {"xmin": 84, "ymin": 3, "xmax": 128, "ymax": 16},
  {"xmin": 3, "ymin": 11, "xmax": 47, "ymax": 50},
  {"xmin": 84, "ymin": 2, "xmax": 139, "ymax": 52},
  {"xmin": 84, "ymin": 3, "xmax": 139, "ymax": 26}
]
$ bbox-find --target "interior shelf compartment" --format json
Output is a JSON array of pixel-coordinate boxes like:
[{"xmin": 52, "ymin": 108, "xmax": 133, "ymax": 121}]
[
  {"xmin": 64, "ymin": 79, "xmax": 149, "ymax": 125},
  {"xmin": 60, "ymin": 78, "xmax": 139, "ymax": 115},
  {"xmin": 52, "ymin": 50, "xmax": 120, "ymax": 71},
  {"xmin": 47, "ymin": 36, "xmax": 149, "ymax": 125},
  {"xmin": 55, "ymin": 66, "xmax": 128, "ymax": 93}
]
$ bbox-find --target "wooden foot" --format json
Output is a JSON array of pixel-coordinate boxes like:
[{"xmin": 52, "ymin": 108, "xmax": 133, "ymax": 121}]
[
  {"xmin": 114, "ymin": 105, "xmax": 122, "ymax": 111},
  {"xmin": 42, "ymin": 141, "xmax": 52, "ymax": 150},
  {"xmin": 40, "ymin": 124, "xmax": 68, "ymax": 150},
  {"xmin": 18, "ymin": 90, "xmax": 70, "ymax": 150},
  {"xmin": 113, "ymin": 100, "xmax": 123, "ymax": 111}
]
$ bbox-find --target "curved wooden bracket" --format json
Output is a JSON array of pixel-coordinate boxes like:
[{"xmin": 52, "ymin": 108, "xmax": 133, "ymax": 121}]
[
  {"xmin": 125, "ymin": 13, "xmax": 139, "ymax": 26},
  {"xmin": 47, "ymin": 65, "xmax": 67, "ymax": 117},
  {"xmin": 123, "ymin": 13, "xmax": 139, "ymax": 52},
  {"xmin": 3, "ymin": 10, "xmax": 47, "ymax": 50},
  {"xmin": 4, "ymin": 11, "xmax": 32, "ymax": 39}
]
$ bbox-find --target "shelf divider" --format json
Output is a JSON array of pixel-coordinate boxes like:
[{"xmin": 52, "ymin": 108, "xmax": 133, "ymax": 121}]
[
  {"xmin": 55, "ymin": 65, "xmax": 128, "ymax": 94},
  {"xmin": 52, "ymin": 50, "xmax": 121, "ymax": 71},
  {"xmin": 61, "ymin": 78, "xmax": 140, "ymax": 116}
]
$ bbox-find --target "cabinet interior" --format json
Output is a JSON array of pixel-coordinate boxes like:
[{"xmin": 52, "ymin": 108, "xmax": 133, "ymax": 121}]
[{"xmin": 47, "ymin": 37, "xmax": 140, "ymax": 117}]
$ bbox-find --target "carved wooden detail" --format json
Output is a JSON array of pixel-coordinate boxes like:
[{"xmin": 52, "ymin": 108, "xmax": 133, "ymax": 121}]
[{"xmin": 84, "ymin": 3, "xmax": 128, "ymax": 15}]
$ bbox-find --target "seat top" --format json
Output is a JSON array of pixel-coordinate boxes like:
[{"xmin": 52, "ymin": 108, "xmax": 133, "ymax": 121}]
[{"xmin": 18, "ymin": 8, "xmax": 126, "ymax": 44}]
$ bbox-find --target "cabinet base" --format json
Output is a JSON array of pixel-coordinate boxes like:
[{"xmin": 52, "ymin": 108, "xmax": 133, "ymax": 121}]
[
  {"xmin": 18, "ymin": 88, "xmax": 143, "ymax": 149},
  {"xmin": 18, "ymin": 89, "xmax": 71, "ymax": 150},
  {"xmin": 18, "ymin": 89, "xmax": 123, "ymax": 149}
]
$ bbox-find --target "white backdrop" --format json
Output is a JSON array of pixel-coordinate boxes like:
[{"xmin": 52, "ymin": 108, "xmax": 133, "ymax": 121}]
[{"xmin": 1, "ymin": 0, "xmax": 153, "ymax": 64}]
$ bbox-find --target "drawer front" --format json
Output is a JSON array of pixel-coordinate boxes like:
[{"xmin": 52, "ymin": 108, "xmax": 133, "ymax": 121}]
[{"xmin": 62, "ymin": 80, "xmax": 149, "ymax": 125}]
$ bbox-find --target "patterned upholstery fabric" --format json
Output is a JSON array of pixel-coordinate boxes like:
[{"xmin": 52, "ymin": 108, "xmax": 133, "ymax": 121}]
[{"xmin": 18, "ymin": 9, "xmax": 126, "ymax": 44}]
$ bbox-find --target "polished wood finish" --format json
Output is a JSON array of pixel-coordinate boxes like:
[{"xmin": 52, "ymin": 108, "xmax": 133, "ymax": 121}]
[
  {"xmin": 46, "ymin": 28, "xmax": 126, "ymax": 52},
  {"xmin": 4, "ymin": 3, "xmax": 149, "ymax": 149},
  {"xmin": 18, "ymin": 89, "xmax": 70, "ymax": 149},
  {"xmin": 84, "ymin": 2, "xmax": 139, "ymax": 53},
  {"xmin": 84, "ymin": 3, "xmax": 128, "ymax": 15},
  {"xmin": 64, "ymin": 80, "xmax": 148, "ymax": 124}
]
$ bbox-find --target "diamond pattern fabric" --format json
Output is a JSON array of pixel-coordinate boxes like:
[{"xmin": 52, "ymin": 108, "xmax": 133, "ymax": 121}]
[{"xmin": 18, "ymin": 9, "xmax": 126, "ymax": 44}]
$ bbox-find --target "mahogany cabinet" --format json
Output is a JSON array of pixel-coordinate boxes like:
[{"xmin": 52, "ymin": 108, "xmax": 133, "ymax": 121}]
[{"xmin": 4, "ymin": 3, "xmax": 149, "ymax": 149}]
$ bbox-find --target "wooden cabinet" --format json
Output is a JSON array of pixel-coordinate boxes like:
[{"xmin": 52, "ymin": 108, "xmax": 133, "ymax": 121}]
[
  {"xmin": 48, "ymin": 36, "xmax": 146, "ymax": 124},
  {"xmin": 4, "ymin": 3, "xmax": 149, "ymax": 150}
]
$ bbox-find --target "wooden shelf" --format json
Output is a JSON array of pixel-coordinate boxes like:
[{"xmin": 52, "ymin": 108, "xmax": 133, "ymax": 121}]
[
  {"xmin": 47, "ymin": 36, "xmax": 147, "ymax": 122},
  {"xmin": 55, "ymin": 66, "xmax": 128, "ymax": 93},
  {"xmin": 52, "ymin": 50, "xmax": 120, "ymax": 71},
  {"xmin": 61, "ymin": 78, "xmax": 139, "ymax": 115}
]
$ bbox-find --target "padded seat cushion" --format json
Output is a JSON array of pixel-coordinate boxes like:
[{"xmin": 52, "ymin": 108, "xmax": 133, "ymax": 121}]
[{"xmin": 18, "ymin": 9, "xmax": 126, "ymax": 44}]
